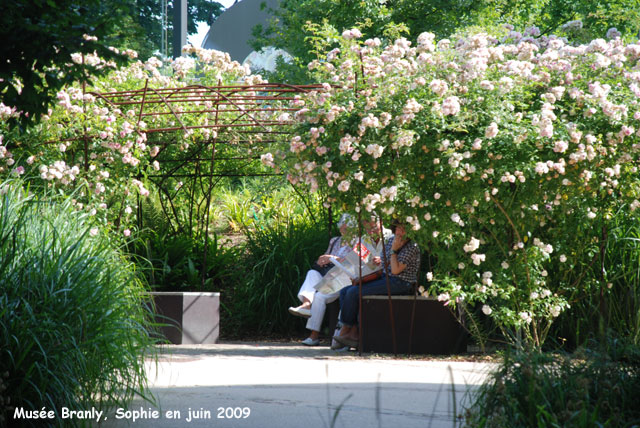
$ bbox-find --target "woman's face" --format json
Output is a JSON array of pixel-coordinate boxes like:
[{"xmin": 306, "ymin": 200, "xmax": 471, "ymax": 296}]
[
  {"xmin": 364, "ymin": 219, "xmax": 380, "ymax": 236},
  {"xmin": 395, "ymin": 224, "xmax": 406, "ymax": 239},
  {"xmin": 339, "ymin": 223, "xmax": 349, "ymax": 235}
]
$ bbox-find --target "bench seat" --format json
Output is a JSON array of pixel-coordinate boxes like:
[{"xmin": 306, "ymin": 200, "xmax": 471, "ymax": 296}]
[{"xmin": 360, "ymin": 295, "xmax": 467, "ymax": 355}]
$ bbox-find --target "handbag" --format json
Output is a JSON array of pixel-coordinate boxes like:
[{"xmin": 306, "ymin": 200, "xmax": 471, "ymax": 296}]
[
  {"xmin": 312, "ymin": 237, "xmax": 339, "ymax": 276},
  {"xmin": 351, "ymin": 270, "xmax": 383, "ymax": 285},
  {"xmin": 311, "ymin": 261, "xmax": 334, "ymax": 276}
]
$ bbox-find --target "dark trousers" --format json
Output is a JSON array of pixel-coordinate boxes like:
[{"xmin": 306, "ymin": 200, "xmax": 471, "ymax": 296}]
[{"xmin": 339, "ymin": 275, "xmax": 412, "ymax": 327}]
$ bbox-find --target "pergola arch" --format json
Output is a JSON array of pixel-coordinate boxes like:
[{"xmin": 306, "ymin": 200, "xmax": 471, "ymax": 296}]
[
  {"xmin": 89, "ymin": 82, "xmax": 328, "ymax": 286},
  {"xmin": 89, "ymin": 82, "xmax": 411, "ymax": 355}
]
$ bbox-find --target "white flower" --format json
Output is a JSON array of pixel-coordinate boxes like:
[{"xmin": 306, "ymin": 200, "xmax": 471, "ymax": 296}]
[
  {"xmin": 89, "ymin": 228, "xmax": 99, "ymax": 236},
  {"xmin": 464, "ymin": 237, "xmax": 480, "ymax": 253},
  {"xmin": 342, "ymin": 28, "xmax": 362, "ymax": 40},
  {"xmin": 501, "ymin": 261, "xmax": 510, "ymax": 269},
  {"xmin": 406, "ymin": 216, "xmax": 421, "ymax": 230},
  {"xmin": 337, "ymin": 180, "xmax": 350, "ymax": 192},
  {"xmin": 559, "ymin": 254, "xmax": 567, "ymax": 263},
  {"xmin": 365, "ymin": 144, "xmax": 384, "ymax": 158},
  {"xmin": 426, "ymin": 272, "xmax": 433, "ymax": 281},
  {"xmin": 380, "ymin": 186, "xmax": 398, "ymax": 201},
  {"xmin": 442, "ymin": 96, "xmax": 461, "ymax": 116},
  {"xmin": 520, "ymin": 311, "xmax": 532, "ymax": 323},
  {"xmin": 471, "ymin": 253, "xmax": 486, "ymax": 265},
  {"xmin": 482, "ymin": 305, "xmax": 492, "ymax": 315},
  {"xmin": 485, "ymin": 122, "xmax": 499, "ymax": 138},
  {"xmin": 606, "ymin": 27, "xmax": 621, "ymax": 40},
  {"xmin": 553, "ymin": 140, "xmax": 569, "ymax": 153},
  {"xmin": 354, "ymin": 171, "xmax": 364, "ymax": 181},
  {"xmin": 429, "ymin": 79, "xmax": 449, "ymax": 97},
  {"xmin": 550, "ymin": 306, "xmax": 561, "ymax": 317},
  {"xmin": 437, "ymin": 293, "xmax": 450, "ymax": 302}
]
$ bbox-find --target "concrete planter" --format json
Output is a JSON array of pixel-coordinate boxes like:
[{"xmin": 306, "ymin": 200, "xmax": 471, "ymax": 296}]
[{"xmin": 149, "ymin": 292, "xmax": 220, "ymax": 344}]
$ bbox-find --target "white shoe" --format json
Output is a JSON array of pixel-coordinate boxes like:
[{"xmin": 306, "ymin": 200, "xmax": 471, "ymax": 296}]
[
  {"xmin": 331, "ymin": 339, "xmax": 349, "ymax": 351},
  {"xmin": 288, "ymin": 306, "xmax": 311, "ymax": 318},
  {"xmin": 301, "ymin": 337, "xmax": 320, "ymax": 346}
]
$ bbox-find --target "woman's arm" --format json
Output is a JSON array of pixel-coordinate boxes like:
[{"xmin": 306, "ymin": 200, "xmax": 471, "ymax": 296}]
[
  {"xmin": 317, "ymin": 237, "xmax": 338, "ymax": 265},
  {"xmin": 388, "ymin": 230, "xmax": 409, "ymax": 275},
  {"xmin": 389, "ymin": 252, "xmax": 407, "ymax": 275}
]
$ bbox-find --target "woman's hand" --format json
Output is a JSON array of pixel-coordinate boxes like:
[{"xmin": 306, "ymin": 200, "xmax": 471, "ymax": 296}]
[
  {"xmin": 391, "ymin": 226, "xmax": 408, "ymax": 252},
  {"xmin": 389, "ymin": 224, "xmax": 408, "ymax": 275},
  {"xmin": 316, "ymin": 254, "xmax": 334, "ymax": 266},
  {"xmin": 373, "ymin": 256, "xmax": 382, "ymax": 265}
]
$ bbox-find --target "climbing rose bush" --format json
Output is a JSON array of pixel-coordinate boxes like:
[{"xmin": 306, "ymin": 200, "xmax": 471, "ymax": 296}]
[
  {"xmin": 263, "ymin": 25, "xmax": 640, "ymax": 348},
  {"xmin": 0, "ymin": 43, "xmax": 270, "ymax": 235}
]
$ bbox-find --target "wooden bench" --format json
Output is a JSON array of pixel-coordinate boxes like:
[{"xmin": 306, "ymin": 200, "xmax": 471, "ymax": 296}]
[
  {"xmin": 360, "ymin": 295, "xmax": 467, "ymax": 354},
  {"xmin": 324, "ymin": 295, "xmax": 467, "ymax": 355}
]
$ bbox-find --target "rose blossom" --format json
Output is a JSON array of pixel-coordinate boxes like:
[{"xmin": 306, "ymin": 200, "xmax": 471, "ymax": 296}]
[{"xmin": 485, "ymin": 122, "xmax": 499, "ymax": 138}]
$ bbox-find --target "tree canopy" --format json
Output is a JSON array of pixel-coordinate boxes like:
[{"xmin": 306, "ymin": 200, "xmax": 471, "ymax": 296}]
[
  {"xmin": 252, "ymin": 0, "xmax": 640, "ymax": 82},
  {"xmin": 0, "ymin": 0, "xmax": 133, "ymax": 128},
  {"xmin": 120, "ymin": 0, "xmax": 225, "ymax": 60},
  {"xmin": 0, "ymin": 0, "xmax": 224, "ymax": 128}
]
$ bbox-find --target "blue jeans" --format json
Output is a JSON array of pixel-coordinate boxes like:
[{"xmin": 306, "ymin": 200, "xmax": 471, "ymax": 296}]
[{"xmin": 339, "ymin": 275, "xmax": 412, "ymax": 327}]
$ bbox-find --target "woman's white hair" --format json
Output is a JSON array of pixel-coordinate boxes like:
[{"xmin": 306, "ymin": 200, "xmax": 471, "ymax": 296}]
[{"xmin": 337, "ymin": 213, "xmax": 356, "ymax": 228}]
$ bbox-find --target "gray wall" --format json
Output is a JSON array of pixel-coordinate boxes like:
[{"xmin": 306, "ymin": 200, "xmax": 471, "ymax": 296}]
[{"xmin": 202, "ymin": 0, "xmax": 280, "ymax": 63}]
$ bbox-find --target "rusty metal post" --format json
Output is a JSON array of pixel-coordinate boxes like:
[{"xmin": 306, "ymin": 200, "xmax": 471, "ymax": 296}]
[
  {"xmin": 201, "ymin": 79, "xmax": 222, "ymax": 289},
  {"xmin": 357, "ymin": 210, "xmax": 363, "ymax": 356},
  {"xmin": 379, "ymin": 216, "xmax": 398, "ymax": 355}
]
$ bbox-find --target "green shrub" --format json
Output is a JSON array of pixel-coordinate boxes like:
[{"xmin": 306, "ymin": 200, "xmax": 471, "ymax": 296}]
[
  {"xmin": 227, "ymin": 218, "xmax": 330, "ymax": 336},
  {"xmin": 553, "ymin": 208, "xmax": 640, "ymax": 348},
  {"xmin": 464, "ymin": 339, "xmax": 640, "ymax": 427},
  {"xmin": 132, "ymin": 229, "xmax": 243, "ymax": 292},
  {"xmin": 0, "ymin": 180, "xmax": 155, "ymax": 426}
]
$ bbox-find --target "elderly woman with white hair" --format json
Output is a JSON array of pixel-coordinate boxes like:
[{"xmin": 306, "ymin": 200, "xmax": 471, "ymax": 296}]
[{"xmin": 288, "ymin": 213, "xmax": 355, "ymax": 345}]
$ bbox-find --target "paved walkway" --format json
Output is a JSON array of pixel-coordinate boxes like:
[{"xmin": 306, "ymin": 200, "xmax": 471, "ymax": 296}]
[{"xmin": 99, "ymin": 342, "xmax": 495, "ymax": 428}]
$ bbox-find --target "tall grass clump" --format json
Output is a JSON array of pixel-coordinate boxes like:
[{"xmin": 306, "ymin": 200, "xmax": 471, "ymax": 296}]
[
  {"xmin": 132, "ymin": 228, "xmax": 243, "ymax": 292},
  {"xmin": 463, "ymin": 338, "xmax": 640, "ymax": 427},
  {"xmin": 553, "ymin": 208, "xmax": 640, "ymax": 348},
  {"xmin": 0, "ymin": 180, "xmax": 156, "ymax": 426},
  {"xmin": 228, "ymin": 217, "xmax": 329, "ymax": 336}
]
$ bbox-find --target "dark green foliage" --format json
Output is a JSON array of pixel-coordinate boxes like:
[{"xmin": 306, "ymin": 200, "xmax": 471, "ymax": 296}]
[
  {"xmin": 132, "ymin": 229, "xmax": 243, "ymax": 292},
  {"xmin": 0, "ymin": 180, "xmax": 155, "ymax": 426},
  {"xmin": 464, "ymin": 339, "xmax": 640, "ymax": 427},
  {"xmin": 227, "ymin": 219, "xmax": 329, "ymax": 336},
  {"xmin": 553, "ymin": 209, "xmax": 640, "ymax": 348},
  {"xmin": 0, "ymin": 0, "xmax": 225, "ymax": 128},
  {"xmin": 252, "ymin": 0, "xmax": 640, "ymax": 82},
  {"xmin": 486, "ymin": 0, "xmax": 640, "ymax": 41},
  {"xmin": 0, "ymin": 0, "xmax": 132, "ymax": 128}
]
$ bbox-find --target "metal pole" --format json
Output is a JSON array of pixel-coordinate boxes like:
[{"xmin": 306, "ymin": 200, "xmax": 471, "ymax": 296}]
[
  {"xmin": 201, "ymin": 79, "xmax": 222, "ymax": 288},
  {"xmin": 173, "ymin": 0, "xmax": 188, "ymax": 58},
  {"xmin": 357, "ymin": 210, "xmax": 363, "ymax": 356},
  {"xmin": 379, "ymin": 217, "xmax": 398, "ymax": 355}
]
